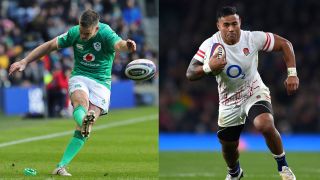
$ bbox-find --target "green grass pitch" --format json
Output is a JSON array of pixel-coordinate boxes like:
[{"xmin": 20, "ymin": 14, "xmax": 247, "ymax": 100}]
[
  {"xmin": 160, "ymin": 151, "xmax": 320, "ymax": 180},
  {"xmin": 0, "ymin": 106, "xmax": 158, "ymax": 179}
]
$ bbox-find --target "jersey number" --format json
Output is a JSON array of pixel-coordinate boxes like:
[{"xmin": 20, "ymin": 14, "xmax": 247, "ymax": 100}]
[{"xmin": 226, "ymin": 65, "xmax": 246, "ymax": 79}]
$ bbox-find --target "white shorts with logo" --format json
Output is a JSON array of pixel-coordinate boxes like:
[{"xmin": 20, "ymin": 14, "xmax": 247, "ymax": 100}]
[
  {"xmin": 68, "ymin": 75, "xmax": 111, "ymax": 115},
  {"xmin": 218, "ymin": 88, "xmax": 272, "ymax": 127}
]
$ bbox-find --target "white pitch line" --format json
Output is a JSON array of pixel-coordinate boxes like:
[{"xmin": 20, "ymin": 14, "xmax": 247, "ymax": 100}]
[{"xmin": 0, "ymin": 114, "xmax": 157, "ymax": 148}]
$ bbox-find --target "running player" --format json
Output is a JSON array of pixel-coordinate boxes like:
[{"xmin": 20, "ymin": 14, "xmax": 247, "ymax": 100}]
[
  {"xmin": 9, "ymin": 9, "xmax": 136, "ymax": 176},
  {"xmin": 186, "ymin": 6, "xmax": 298, "ymax": 180}
]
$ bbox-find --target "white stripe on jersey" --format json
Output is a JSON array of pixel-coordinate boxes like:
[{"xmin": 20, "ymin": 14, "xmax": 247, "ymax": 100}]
[
  {"xmin": 262, "ymin": 33, "xmax": 275, "ymax": 52},
  {"xmin": 195, "ymin": 49, "xmax": 205, "ymax": 59}
]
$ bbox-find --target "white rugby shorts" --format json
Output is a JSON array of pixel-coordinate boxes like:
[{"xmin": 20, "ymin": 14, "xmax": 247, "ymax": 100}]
[
  {"xmin": 218, "ymin": 88, "xmax": 272, "ymax": 127},
  {"xmin": 68, "ymin": 75, "xmax": 111, "ymax": 114}
]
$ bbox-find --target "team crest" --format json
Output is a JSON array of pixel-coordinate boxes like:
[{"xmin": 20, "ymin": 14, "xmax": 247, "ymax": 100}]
[
  {"xmin": 93, "ymin": 42, "xmax": 101, "ymax": 51},
  {"xmin": 243, "ymin": 48, "xmax": 250, "ymax": 56},
  {"xmin": 83, "ymin": 53, "xmax": 95, "ymax": 62}
]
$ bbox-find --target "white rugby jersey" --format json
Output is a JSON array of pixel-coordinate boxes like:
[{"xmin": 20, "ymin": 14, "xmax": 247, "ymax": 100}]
[{"xmin": 193, "ymin": 30, "xmax": 275, "ymax": 107}]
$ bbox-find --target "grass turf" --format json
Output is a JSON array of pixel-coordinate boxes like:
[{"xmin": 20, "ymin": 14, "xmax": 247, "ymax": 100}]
[
  {"xmin": 0, "ymin": 106, "xmax": 158, "ymax": 179},
  {"xmin": 160, "ymin": 151, "xmax": 320, "ymax": 180}
]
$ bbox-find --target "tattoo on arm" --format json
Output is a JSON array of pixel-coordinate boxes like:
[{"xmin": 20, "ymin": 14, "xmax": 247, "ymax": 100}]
[{"xmin": 186, "ymin": 58, "xmax": 205, "ymax": 81}]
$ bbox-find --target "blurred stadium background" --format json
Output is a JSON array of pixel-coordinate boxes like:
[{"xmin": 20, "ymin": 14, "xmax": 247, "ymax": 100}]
[
  {"xmin": 0, "ymin": 0, "xmax": 158, "ymax": 179},
  {"xmin": 159, "ymin": 0, "xmax": 320, "ymax": 179},
  {"xmin": 0, "ymin": 0, "xmax": 158, "ymax": 116}
]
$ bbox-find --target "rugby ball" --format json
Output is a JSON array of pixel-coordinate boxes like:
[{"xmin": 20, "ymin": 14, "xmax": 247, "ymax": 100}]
[
  {"xmin": 203, "ymin": 43, "xmax": 226, "ymax": 75},
  {"xmin": 125, "ymin": 59, "xmax": 156, "ymax": 81}
]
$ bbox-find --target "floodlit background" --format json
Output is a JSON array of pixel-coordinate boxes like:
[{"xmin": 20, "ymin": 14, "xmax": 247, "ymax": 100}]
[{"xmin": 159, "ymin": 0, "xmax": 320, "ymax": 179}]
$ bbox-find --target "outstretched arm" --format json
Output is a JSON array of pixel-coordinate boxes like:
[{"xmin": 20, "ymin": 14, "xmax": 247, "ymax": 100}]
[
  {"xmin": 9, "ymin": 38, "xmax": 58, "ymax": 75},
  {"xmin": 114, "ymin": 39, "xmax": 136, "ymax": 53},
  {"xmin": 272, "ymin": 34, "xmax": 299, "ymax": 95}
]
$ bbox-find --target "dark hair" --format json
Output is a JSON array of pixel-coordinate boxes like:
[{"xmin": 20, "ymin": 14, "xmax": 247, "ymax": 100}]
[
  {"xmin": 216, "ymin": 6, "xmax": 238, "ymax": 20},
  {"xmin": 80, "ymin": 9, "xmax": 100, "ymax": 28}
]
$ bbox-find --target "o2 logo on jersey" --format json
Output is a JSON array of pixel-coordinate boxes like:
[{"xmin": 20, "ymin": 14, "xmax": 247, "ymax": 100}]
[
  {"xmin": 83, "ymin": 53, "xmax": 95, "ymax": 62},
  {"xmin": 226, "ymin": 65, "xmax": 246, "ymax": 79}
]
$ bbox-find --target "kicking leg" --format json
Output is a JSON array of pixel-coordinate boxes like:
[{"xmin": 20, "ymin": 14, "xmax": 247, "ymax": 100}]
[
  {"xmin": 71, "ymin": 90, "xmax": 89, "ymax": 127},
  {"xmin": 81, "ymin": 103, "xmax": 102, "ymax": 137}
]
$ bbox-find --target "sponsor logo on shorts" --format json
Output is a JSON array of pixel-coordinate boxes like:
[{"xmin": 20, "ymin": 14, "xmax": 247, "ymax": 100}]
[
  {"xmin": 265, "ymin": 95, "xmax": 271, "ymax": 100},
  {"xmin": 74, "ymin": 84, "xmax": 82, "ymax": 88}
]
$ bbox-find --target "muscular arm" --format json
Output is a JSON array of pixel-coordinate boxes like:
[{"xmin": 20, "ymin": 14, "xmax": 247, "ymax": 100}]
[
  {"xmin": 272, "ymin": 34, "xmax": 296, "ymax": 68},
  {"xmin": 23, "ymin": 38, "xmax": 58, "ymax": 64},
  {"xmin": 186, "ymin": 52, "xmax": 227, "ymax": 81},
  {"xmin": 9, "ymin": 38, "xmax": 58, "ymax": 75},
  {"xmin": 186, "ymin": 58, "xmax": 205, "ymax": 81},
  {"xmin": 272, "ymin": 34, "xmax": 299, "ymax": 95}
]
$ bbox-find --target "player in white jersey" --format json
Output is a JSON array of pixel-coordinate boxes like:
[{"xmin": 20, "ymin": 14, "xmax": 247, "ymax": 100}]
[{"xmin": 186, "ymin": 6, "xmax": 298, "ymax": 180}]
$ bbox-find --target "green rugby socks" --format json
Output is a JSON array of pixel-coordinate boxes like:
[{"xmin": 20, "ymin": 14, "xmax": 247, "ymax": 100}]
[
  {"xmin": 73, "ymin": 105, "xmax": 87, "ymax": 126},
  {"xmin": 57, "ymin": 105, "xmax": 87, "ymax": 167},
  {"xmin": 57, "ymin": 130, "xmax": 87, "ymax": 167}
]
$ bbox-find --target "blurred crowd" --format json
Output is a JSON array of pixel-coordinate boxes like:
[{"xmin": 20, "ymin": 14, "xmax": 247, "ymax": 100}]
[
  {"xmin": 0, "ymin": 0, "xmax": 158, "ymax": 117},
  {"xmin": 160, "ymin": 0, "xmax": 320, "ymax": 133}
]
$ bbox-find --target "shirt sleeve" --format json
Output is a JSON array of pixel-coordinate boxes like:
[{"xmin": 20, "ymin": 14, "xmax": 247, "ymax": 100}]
[
  {"xmin": 57, "ymin": 26, "xmax": 77, "ymax": 49},
  {"xmin": 102, "ymin": 25, "xmax": 122, "ymax": 52},
  {"xmin": 193, "ymin": 38, "xmax": 212, "ymax": 63},
  {"xmin": 251, "ymin": 31, "xmax": 275, "ymax": 52}
]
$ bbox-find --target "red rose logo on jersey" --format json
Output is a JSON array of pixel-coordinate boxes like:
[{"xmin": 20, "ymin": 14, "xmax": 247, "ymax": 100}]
[
  {"xmin": 83, "ymin": 53, "xmax": 95, "ymax": 62},
  {"xmin": 243, "ymin": 48, "xmax": 250, "ymax": 56}
]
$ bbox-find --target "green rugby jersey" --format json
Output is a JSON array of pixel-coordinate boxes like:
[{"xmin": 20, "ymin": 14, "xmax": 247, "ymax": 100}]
[{"xmin": 57, "ymin": 22, "xmax": 122, "ymax": 90}]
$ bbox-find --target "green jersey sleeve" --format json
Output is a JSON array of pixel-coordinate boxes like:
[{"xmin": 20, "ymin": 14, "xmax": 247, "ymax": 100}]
[
  {"xmin": 57, "ymin": 26, "xmax": 78, "ymax": 48},
  {"xmin": 101, "ymin": 24, "xmax": 122, "ymax": 52}
]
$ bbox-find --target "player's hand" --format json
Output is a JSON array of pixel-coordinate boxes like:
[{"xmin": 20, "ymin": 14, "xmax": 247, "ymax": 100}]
[
  {"xmin": 284, "ymin": 76, "xmax": 299, "ymax": 95},
  {"xmin": 208, "ymin": 53, "xmax": 227, "ymax": 72},
  {"xmin": 126, "ymin": 39, "xmax": 136, "ymax": 53},
  {"xmin": 9, "ymin": 60, "xmax": 27, "ymax": 76}
]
